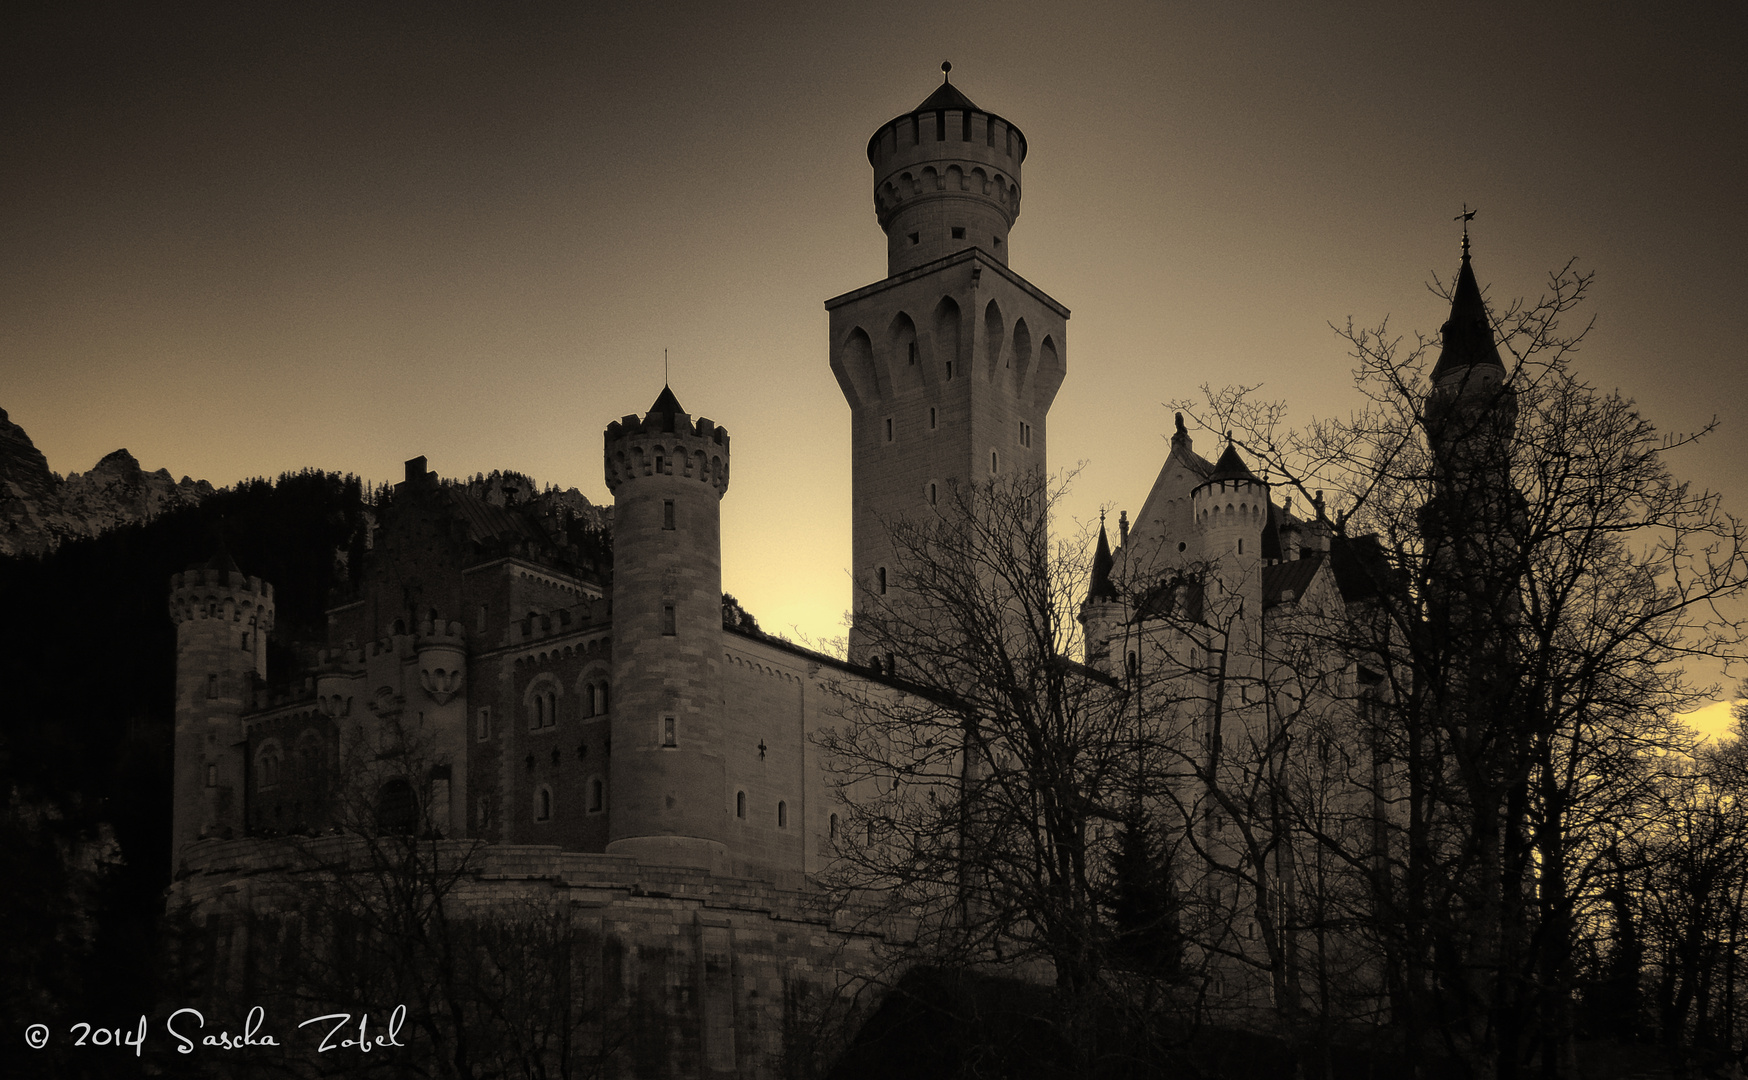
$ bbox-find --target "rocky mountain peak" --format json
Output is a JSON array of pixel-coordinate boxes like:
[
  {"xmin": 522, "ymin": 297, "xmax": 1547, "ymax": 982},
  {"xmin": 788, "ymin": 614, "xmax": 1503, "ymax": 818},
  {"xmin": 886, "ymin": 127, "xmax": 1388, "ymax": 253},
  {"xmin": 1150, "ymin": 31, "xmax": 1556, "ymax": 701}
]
[{"xmin": 0, "ymin": 410, "xmax": 214, "ymax": 557}]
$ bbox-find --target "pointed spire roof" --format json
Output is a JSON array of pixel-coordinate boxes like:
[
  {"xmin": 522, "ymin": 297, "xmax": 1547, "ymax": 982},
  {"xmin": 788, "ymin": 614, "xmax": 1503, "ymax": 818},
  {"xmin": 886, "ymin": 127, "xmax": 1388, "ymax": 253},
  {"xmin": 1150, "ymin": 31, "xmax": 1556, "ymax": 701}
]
[
  {"xmin": 1205, "ymin": 437, "xmax": 1260, "ymax": 485},
  {"xmin": 915, "ymin": 79, "xmax": 978, "ymax": 113},
  {"xmin": 647, "ymin": 384, "xmax": 684, "ymax": 417},
  {"xmin": 1087, "ymin": 517, "xmax": 1117, "ymax": 603},
  {"xmin": 1431, "ymin": 237, "xmax": 1505, "ymax": 381}
]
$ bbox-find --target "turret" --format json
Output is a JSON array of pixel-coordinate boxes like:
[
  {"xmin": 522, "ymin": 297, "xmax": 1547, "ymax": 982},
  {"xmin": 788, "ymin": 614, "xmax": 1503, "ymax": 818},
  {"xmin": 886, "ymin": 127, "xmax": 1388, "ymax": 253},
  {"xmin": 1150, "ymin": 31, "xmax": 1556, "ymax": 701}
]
[
  {"xmin": 1079, "ymin": 515, "xmax": 1124, "ymax": 668},
  {"xmin": 868, "ymin": 63, "xmax": 1027, "ymax": 276},
  {"xmin": 603, "ymin": 385, "xmax": 732, "ymax": 868},
  {"xmin": 1191, "ymin": 439, "xmax": 1269, "ymax": 567},
  {"xmin": 169, "ymin": 558, "xmax": 275, "ymax": 872}
]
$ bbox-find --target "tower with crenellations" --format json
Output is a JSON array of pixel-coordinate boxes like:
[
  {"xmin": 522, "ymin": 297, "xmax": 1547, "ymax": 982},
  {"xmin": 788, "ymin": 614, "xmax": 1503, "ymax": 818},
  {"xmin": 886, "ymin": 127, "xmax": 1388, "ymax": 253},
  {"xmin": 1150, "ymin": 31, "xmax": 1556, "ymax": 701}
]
[
  {"xmin": 603, "ymin": 385, "xmax": 733, "ymax": 868},
  {"xmin": 828, "ymin": 64, "xmax": 1068, "ymax": 664},
  {"xmin": 168, "ymin": 558, "xmax": 275, "ymax": 868}
]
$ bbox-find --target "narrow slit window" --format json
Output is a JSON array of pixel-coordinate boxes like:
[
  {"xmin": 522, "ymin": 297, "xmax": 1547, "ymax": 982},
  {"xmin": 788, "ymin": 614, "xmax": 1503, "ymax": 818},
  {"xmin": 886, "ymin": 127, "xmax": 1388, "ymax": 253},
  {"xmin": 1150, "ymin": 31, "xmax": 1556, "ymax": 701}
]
[
  {"xmin": 929, "ymin": 482, "xmax": 937, "ymax": 505},
  {"xmin": 662, "ymin": 717, "xmax": 677, "ymax": 748},
  {"xmin": 590, "ymin": 778, "xmax": 604, "ymax": 812},
  {"xmin": 885, "ymin": 418, "xmax": 893, "ymax": 442},
  {"xmin": 663, "ymin": 499, "xmax": 675, "ymax": 530},
  {"xmin": 929, "ymin": 406, "xmax": 936, "ymax": 429},
  {"xmin": 829, "ymin": 813, "xmax": 839, "ymax": 838},
  {"xmin": 477, "ymin": 707, "xmax": 491, "ymax": 741},
  {"xmin": 908, "ymin": 341, "xmax": 918, "ymax": 365},
  {"xmin": 206, "ymin": 673, "xmax": 218, "ymax": 699},
  {"xmin": 778, "ymin": 801, "xmax": 788, "ymax": 828},
  {"xmin": 662, "ymin": 605, "xmax": 676, "ymax": 636},
  {"xmin": 991, "ymin": 449, "xmax": 999, "ymax": 474},
  {"xmin": 877, "ymin": 567, "xmax": 887, "ymax": 595},
  {"xmin": 945, "ymin": 361, "xmax": 953, "ymax": 380},
  {"xmin": 907, "ymin": 232, "xmax": 919, "ymax": 246},
  {"xmin": 736, "ymin": 791, "xmax": 746, "ymax": 818}
]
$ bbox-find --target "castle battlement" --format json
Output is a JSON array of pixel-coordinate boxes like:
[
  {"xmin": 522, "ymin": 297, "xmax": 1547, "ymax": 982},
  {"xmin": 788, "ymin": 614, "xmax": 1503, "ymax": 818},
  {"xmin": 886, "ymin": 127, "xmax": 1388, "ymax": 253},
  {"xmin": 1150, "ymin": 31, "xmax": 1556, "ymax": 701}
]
[
  {"xmin": 168, "ymin": 568, "xmax": 275, "ymax": 625},
  {"xmin": 603, "ymin": 409, "xmax": 731, "ymax": 496}
]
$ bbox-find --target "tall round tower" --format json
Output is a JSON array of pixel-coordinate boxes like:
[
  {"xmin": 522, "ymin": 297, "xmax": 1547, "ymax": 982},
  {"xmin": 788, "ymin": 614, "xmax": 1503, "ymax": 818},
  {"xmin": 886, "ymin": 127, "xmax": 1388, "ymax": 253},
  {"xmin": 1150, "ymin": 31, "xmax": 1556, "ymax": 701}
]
[
  {"xmin": 868, "ymin": 63, "xmax": 1027, "ymax": 276},
  {"xmin": 603, "ymin": 386, "xmax": 731, "ymax": 868},
  {"xmin": 169, "ymin": 559, "xmax": 274, "ymax": 873}
]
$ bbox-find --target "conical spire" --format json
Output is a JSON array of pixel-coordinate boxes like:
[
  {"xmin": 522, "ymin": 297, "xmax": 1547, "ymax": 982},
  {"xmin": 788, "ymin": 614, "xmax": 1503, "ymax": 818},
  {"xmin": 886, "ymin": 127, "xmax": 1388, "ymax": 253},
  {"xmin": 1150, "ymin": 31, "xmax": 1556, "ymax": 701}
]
[
  {"xmin": 648, "ymin": 384, "xmax": 684, "ymax": 417},
  {"xmin": 1205, "ymin": 435, "xmax": 1260, "ymax": 485},
  {"xmin": 1430, "ymin": 236, "xmax": 1504, "ymax": 381},
  {"xmin": 1087, "ymin": 515, "xmax": 1117, "ymax": 603}
]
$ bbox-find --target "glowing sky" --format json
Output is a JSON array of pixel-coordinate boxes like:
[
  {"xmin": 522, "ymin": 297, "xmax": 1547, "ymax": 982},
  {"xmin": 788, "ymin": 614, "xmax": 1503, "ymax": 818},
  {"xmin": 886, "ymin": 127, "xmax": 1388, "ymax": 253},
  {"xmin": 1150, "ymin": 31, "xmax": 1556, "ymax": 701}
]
[{"xmin": 4, "ymin": 2, "xmax": 1743, "ymax": 732}]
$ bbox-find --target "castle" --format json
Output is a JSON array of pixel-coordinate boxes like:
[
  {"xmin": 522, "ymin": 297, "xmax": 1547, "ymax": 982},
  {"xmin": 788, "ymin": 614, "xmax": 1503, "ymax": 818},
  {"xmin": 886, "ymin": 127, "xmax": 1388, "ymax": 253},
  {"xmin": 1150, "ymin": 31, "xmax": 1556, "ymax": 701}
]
[{"xmin": 165, "ymin": 71, "xmax": 1512, "ymax": 1070}]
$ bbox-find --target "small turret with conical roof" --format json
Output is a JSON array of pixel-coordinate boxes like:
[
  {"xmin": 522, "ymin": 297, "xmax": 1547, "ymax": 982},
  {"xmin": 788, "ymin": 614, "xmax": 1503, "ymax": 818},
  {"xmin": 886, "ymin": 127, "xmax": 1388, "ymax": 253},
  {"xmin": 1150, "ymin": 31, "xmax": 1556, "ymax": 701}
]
[{"xmin": 1192, "ymin": 435, "xmax": 1269, "ymax": 566}]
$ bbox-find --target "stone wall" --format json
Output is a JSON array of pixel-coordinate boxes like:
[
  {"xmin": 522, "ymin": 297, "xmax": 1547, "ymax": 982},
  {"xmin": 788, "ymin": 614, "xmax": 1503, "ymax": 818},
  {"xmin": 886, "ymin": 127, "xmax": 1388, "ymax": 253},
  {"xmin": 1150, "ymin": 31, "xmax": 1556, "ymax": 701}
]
[{"xmin": 169, "ymin": 838, "xmax": 898, "ymax": 1079}]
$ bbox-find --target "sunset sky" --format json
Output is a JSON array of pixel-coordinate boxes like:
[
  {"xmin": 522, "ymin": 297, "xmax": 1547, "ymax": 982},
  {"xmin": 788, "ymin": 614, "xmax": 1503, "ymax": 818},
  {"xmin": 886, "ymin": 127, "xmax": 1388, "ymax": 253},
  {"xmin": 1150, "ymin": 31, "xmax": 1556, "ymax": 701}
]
[{"xmin": 4, "ymin": 2, "xmax": 1743, "ymax": 733}]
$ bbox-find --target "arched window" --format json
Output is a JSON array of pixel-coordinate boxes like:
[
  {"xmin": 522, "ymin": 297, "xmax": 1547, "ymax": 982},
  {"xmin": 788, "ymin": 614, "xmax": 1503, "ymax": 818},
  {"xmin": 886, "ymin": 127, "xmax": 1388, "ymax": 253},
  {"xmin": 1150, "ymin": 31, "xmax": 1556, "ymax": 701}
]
[
  {"xmin": 535, "ymin": 785, "xmax": 553, "ymax": 822},
  {"xmin": 736, "ymin": 791, "xmax": 746, "ymax": 819},
  {"xmin": 589, "ymin": 777, "xmax": 605, "ymax": 813},
  {"xmin": 777, "ymin": 801, "xmax": 788, "ymax": 828},
  {"xmin": 534, "ymin": 696, "xmax": 545, "ymax": 727},
  {"xmin": 376, "ymin": 779, "xmax": 418, "ymax": 835},
  {"xmin": 582, "ymin": 683, "xmax": 596, "ymax": 718},
  {"xmin": 598, "ymin": 682, "xmax": 609, "ymax": 714}
]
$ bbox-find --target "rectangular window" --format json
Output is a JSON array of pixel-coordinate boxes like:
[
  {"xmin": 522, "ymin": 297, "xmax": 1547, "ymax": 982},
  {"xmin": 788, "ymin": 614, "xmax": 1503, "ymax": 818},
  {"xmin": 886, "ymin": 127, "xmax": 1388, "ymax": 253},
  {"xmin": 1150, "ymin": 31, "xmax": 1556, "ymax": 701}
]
[
  {"xmin": 961, "ymin": 112, "xmax": 972, "ymax": 141},
  {"xmin": 951, "ymin": 226, "xmax": 965, "ymax": 239},
  {"xmin": 662, "ymin": 605, "xmax": 676, "ymax": 636},
  {"xmin": 663, "ymin": 499, "xmax": 675, "ymax": 530},
  {"xmin": 662, "ymin": 717, "xmax": 677, "ymax": 748},
  {"xmin": 945, "ymin": 361, "xmax": 953, "ymax": 380},
  {"xmin": 907, "ymin": 231, "xmax": 919, "ymax": 246},
  {"xmin": 476, "ymin": 604, "xmax": 488, "ymax": 633},
  {"xmin": 205, "ymin": 763, "xmax": 217, "ymax": 788},
  {"xmin": 476, "ymin": 707, "xmax": 492, "ymax": 742}
]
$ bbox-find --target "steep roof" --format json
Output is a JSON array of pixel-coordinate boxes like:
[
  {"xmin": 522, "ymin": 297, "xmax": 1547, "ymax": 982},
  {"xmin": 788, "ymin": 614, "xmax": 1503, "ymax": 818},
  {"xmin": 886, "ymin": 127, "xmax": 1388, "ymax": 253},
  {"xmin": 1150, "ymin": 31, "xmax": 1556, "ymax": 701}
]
[
  {"xmin": 1205, "ymin": 440, "xmax": 1260, "ymax": 485},
  {"xmin": 439, "ymin": 486, "xmax": 552, "ymax": 548},
  {"xmin": 915, "ymin": 79, "xmax": 979, "ymax": 113},
  {"xmin": 648, "ymin": 384, "xmax": 684, "ymax": 417},
  {"xmin": 1086, "ymin": 520, "xmax": 1117, "ymax": 603},
  {"xmin": 1262, "ymin": 552, "xmax": 1325, "ymax": 607},
  {"xmin": 1430, "ymin": 242, "xmax": 1505, "ymax": 381}
]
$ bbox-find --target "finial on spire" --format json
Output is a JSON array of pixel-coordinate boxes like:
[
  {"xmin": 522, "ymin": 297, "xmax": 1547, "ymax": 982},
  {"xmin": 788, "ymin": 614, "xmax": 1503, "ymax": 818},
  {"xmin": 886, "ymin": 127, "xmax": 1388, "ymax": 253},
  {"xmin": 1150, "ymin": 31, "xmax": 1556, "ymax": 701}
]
[
  {"xmin": 1454, "ymin": 204, "xmax": 1477, "ymax": 259},
  {"xmin": 942, "ymin": 61, "xmax": 952, "ymax": 83}
]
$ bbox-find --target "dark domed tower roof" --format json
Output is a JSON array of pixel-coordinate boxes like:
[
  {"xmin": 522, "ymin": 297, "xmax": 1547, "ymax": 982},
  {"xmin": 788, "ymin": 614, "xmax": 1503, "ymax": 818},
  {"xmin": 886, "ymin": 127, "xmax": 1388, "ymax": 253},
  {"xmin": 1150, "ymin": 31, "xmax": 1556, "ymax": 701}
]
[{"xmin": 1430, "ymin": 239, "xmax": 1505, "ymax": 381}]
